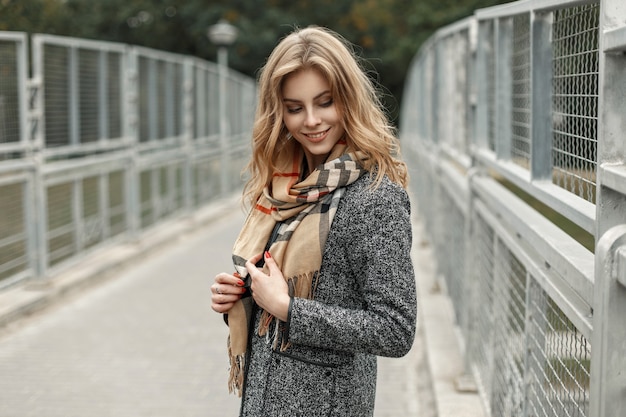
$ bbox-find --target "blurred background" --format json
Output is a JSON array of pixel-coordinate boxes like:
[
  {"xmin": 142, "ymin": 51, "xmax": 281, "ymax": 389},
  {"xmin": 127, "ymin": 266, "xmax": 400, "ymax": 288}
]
[{"xmin": 0, "ymin": 0, "xmax": 510, "ymax": 123}]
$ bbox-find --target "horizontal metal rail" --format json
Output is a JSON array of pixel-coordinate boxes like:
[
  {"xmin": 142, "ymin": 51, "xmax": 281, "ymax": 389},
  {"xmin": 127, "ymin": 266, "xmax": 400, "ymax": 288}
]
[
  {"xmin": 0, "ymin": 32, "xmax": 256, "ymax": 289},
  {"xmin": 400, "ymin": 0, "xmax": 626, "ymax": 415}
]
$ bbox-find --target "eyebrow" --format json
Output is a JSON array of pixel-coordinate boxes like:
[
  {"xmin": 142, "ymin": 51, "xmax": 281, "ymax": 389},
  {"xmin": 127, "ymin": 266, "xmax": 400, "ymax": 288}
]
[{"xmin": 283, "ymin": 90, "xmax": 331, "ymax": 103}]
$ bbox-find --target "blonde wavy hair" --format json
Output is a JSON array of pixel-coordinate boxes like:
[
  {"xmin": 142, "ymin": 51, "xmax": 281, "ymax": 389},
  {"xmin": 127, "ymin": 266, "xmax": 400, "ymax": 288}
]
[{"xmin": 242, "ymin": 26, "xmax": 408, "ymax": 207}]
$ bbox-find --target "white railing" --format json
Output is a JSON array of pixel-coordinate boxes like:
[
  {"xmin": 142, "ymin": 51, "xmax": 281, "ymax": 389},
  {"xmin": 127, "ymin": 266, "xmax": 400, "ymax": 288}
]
[
  {"xmin": 0, "ymin": 32, "xmax": 255, "ymax": 287},
  {"xmin": 400, "ymin": 0, "xmax": 626, "ymax": 416}
]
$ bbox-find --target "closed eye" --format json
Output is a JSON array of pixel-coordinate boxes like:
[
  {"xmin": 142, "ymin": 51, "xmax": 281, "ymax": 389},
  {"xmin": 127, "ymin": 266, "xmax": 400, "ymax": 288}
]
[{"xmin": 286, "ymin": 106, "xmax": 302, "ymax": 114}]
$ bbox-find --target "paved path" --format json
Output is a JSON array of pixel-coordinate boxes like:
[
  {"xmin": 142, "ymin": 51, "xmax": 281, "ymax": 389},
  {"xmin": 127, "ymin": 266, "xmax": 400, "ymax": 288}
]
[{"xmin": 0, "ymin": 202, "xmax": 431, "ymax": 417}]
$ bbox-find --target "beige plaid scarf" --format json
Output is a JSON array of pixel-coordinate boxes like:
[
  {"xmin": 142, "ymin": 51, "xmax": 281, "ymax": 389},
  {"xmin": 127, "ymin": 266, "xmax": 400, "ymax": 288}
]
[{"xmin": 227, "ymin": 140, "xmax": 366, "ymax": 395}]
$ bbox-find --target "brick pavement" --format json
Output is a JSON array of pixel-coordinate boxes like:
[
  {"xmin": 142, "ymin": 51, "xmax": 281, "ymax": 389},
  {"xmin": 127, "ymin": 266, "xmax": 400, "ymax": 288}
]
[{"xmin": 0, "ymin": 198, "xmax": 442, "ymax": 416}]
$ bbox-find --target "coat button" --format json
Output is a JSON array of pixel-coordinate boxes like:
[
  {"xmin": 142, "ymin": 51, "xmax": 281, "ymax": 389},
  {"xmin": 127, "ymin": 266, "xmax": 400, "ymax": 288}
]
[
  {"xmin": 325, "ymin": 370, "xmax": 332, "ymax": 377},
  {"xmin": 275, "ymin": 357, "xmax": 280, "ymax": 364}
]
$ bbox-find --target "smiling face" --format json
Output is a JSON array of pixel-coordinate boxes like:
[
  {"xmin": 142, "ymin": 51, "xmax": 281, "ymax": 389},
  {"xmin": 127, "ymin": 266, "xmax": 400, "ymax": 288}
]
[{"xmin": 281, "ymin": 68, "xmax": 345, "ymax": 172}]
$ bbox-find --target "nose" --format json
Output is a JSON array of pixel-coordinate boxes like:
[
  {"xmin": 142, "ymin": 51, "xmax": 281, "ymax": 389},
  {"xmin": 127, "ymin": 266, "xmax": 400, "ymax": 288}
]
[{"xmin": 304, "ymin": 109, "xmax": 321, "ymax": 128}]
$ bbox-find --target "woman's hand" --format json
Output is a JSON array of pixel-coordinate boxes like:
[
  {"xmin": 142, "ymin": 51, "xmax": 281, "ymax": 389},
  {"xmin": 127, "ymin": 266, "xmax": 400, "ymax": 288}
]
[
  {"xmin": 245, "ymin": 251, "xmax": 291, "ymax": 322},
  {"xmin": 211, "ymin": 272, "xmax": 247, "ymax": 313}
]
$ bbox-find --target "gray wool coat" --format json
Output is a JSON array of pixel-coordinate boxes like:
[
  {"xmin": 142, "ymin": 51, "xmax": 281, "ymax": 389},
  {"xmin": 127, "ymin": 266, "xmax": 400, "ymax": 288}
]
[{"xmin": 238, "ymin": 174, "xmax": 417, "ymax": 417}]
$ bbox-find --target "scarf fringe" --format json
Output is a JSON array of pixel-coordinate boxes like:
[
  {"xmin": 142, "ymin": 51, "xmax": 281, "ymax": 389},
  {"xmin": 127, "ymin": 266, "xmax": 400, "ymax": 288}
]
[
  {"xmin": 227, "ymin": 343, "xmax": 246, "ymax": 397},
  {"xmin": 292, "ymin": 271, "xmax": 320, "ymax": 299},
  {"xmin": 255, "ymin": 271, "xmax": 320, "ymax": 355}
]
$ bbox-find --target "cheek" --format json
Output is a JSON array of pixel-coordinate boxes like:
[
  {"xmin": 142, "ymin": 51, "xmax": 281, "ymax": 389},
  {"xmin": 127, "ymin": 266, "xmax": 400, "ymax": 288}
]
[{"xmin": 282, "ymin": 114, "xmax": 299, "ymax": 133}]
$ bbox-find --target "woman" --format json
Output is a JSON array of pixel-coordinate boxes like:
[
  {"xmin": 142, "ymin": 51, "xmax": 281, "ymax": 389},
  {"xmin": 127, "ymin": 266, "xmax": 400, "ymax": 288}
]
[{"xmin": 211, "ymin": 26, "xmax": 416, "ymax": 416}]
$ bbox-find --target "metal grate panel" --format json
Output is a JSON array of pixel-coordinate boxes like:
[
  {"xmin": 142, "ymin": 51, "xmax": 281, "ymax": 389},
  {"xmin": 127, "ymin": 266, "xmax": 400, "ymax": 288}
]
[
  {"xmin": 468, "ymin": 212, "xmax": 496, "ymax": 402},
  {"xmin": 0, "ymin": 40, "xmax": 21, "ymax": 144},
  {"xmin": 0, "ymin": 181, "xmax": 27, "ymax": 282},
  {"xmin": 438, "ymin": 189, "xmax": 467, "ymax": 326},
  {"xmin": 108, "ymin": 170, "xmax": 126, "ymax": 237},
  {"xmin": 511, "ymin": 14, "xmax": 531, "ymax": 166},
  {"xmin": 551, "ymin": 4, "xmax": 599, "ymax": 203},
  {"xmin": 527, "ymin": 279, "xmax": 590, "ymax": 417},
  {"xmin": 78, "ymin": 48, "xmax": 99, "ymax": 143},
  {"xmin": 490, "ymin": 242, "xmax": 527, "ymax": 416},
  {"xmin": 44, "ymin": 44, "xmax": 70, "ymax": 147}
]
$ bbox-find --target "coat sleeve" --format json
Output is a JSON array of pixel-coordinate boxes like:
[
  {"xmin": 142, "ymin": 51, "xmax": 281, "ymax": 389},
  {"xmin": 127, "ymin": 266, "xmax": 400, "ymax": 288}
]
[{"xmin": 286, "ymin": 181, "xmax": 417, "ymax": 358}]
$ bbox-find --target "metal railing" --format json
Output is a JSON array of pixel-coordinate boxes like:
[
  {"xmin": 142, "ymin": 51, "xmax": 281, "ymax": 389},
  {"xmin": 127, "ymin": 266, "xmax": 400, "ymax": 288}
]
[
  {"xmin": 0, "ymin": 32, "xmax": 256, "ymax": 288},
  {"xmin": 400, "ymin": 0, "xmax": 626, "ymax": 416}
]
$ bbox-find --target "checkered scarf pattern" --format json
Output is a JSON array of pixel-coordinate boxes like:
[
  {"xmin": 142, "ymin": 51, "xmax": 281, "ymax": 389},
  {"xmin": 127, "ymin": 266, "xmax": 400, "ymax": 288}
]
[{"xmin": 227, "ymin": 141, "xmax": 366, "ymax": 396}]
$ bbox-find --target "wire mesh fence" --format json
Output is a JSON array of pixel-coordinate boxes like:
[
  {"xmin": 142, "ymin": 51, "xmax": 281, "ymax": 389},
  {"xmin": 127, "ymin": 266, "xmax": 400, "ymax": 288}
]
[
  {"xmin": 511, "ymin": 13, "xmax": 532, "ymax": 166},
  {"xmin": 0, "ymin": 176, "xmax": 29, "ymax": 286},
  {"xmin": 0, "ymin": 41, "xmax": 21, "ymax": 145},
  {"xmin": 400, "ymin": 0, "xmax": 626, "ymax": 415},
  {"xmin": 0, "ymin": 32, "xmax": 255, "ymax": 287},
  {"xmin": 551, "ymin": 3, "xmax": 599, "ymax": 203},
  {"xmin": 526, "ymin": 280, "xmax": 591, "ymax": 417}
]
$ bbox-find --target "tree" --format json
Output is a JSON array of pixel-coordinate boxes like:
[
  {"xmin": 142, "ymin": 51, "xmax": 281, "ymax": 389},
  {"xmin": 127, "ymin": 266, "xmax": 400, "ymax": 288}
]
[
  {"xmin": 0, "ymin": 0, "xmax": 66, "ymax": 34},
  {"xmin": 1, "ymin": 0, "xmax": 512, "ymax": 122}
]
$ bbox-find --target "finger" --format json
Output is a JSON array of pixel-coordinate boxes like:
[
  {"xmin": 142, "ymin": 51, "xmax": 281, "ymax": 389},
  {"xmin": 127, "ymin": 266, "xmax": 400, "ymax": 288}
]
[
  {"xmin": 212, "ymin": 283, "xmax": 226, "ymax": 295},
  {"xmin": 263, "ymin": 251, "xmax": 279, "ymax": 275},
  {"xmin": 215, "ymin": 272, "xmax": 245, "ymax": 287},
  {"xmin": 213, "ymin": 283, "xmax": 247, "ymax": 297}
]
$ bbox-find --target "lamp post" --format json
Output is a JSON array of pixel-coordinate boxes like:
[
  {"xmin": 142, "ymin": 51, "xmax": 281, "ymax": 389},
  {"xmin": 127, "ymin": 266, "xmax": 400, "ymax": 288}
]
[{"xmin": 207, "ymin": 19, "xmax": 238, "ymax": 196}]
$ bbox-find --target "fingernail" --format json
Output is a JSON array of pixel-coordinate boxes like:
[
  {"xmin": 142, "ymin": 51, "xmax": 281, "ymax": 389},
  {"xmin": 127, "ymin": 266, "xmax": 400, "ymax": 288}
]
[
  {"xmin": 233, "ymin": 272, "xmax": 241, "ymax": 278},
  {"xmin": 238, "ymin": 279, "xmax": 245, "ymax": 287},
  {"xmin": 265, "ymin": 251, "xmax": 271, "ymax": 259}
]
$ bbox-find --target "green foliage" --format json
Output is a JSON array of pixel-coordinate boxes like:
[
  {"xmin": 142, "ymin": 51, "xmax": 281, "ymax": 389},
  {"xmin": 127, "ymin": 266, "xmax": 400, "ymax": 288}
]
[
  {"xmin": 0, "ymin": 0, "xmax": 512, "ymax": 122},
  {"xmin": 0, "ymin": 0, "xmax": 66, "ymax": 33}
]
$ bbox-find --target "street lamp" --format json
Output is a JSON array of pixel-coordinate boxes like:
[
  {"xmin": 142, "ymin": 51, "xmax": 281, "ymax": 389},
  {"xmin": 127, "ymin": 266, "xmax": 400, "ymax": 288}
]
[
  {"xmin": 207, "ymin": 19, "xmax": 238, "ymax": 196},
  {"xmin": 208, "ymin": 20, "xmax": 238, "ymax": 63}
]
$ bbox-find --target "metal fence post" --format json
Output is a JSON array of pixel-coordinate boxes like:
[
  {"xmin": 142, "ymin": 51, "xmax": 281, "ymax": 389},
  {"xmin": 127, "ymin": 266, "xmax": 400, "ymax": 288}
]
[
  {"xmin": 590, "ymin": 225, "xmax": 626, "ymax": 417},
  {"xmin": 69, "ymin": 46, "xmax": 80, "ymax": 147},
  {"xmin": 182, "ymin": 58, "xmax": 194, "ymax": 213},
  {"xmin": 530, "ymin": 10, "xmax": 553, "ymax": 180},
  {"xmin": 474, "ymin": 20, "xmax": 492, "ymax": 151},
  {"xmin": 11, "ymin": 32, "xmax": 43, "ymax": 283},
  {"xmin": 98, "ymin": 50, "xmax": 109, "ymax": 141},
  {"xmin": 125, "ymin": 48, "xmax": 140, "ymax": 240},
  {"xmin": 589, "ymin": 0, "xmax": 626, "ymax": 415},
  {"xmin": 217, "ymin": 47, "xmax": 230, "ymax": 196},
  {"xmin": 595, "ymin": 0, "xmax": 626, "ymax": 238},
  {"xmin": 30, "ymin": 35, "xmax": 49, "ymax": 280},
  {"xmin": 495, "ymin": 17, "xmax": 513, "ymax": 159}
]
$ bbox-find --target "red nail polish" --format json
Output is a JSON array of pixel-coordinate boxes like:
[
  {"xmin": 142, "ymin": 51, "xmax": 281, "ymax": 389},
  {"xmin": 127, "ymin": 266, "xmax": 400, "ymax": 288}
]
[
  {"xmin": 238, "ymin": 279, "xmax": 245, "ymax": 287},
  {"xmin": 265, "ymin": 251, "xmax": 271, "ymax": 259}
]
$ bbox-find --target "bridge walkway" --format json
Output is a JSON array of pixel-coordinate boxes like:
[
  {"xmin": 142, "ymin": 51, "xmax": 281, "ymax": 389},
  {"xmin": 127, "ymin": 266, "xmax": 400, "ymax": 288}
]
[{"xmin": 0, "ymin": 196, "xmax": 471, "ymax": 416}]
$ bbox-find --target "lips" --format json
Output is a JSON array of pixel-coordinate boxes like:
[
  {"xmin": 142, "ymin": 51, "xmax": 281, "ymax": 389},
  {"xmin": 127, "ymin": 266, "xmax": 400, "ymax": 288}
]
[{"xmin": 303, "ymin": 128, "xmax": 330, "ymax": 142}]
